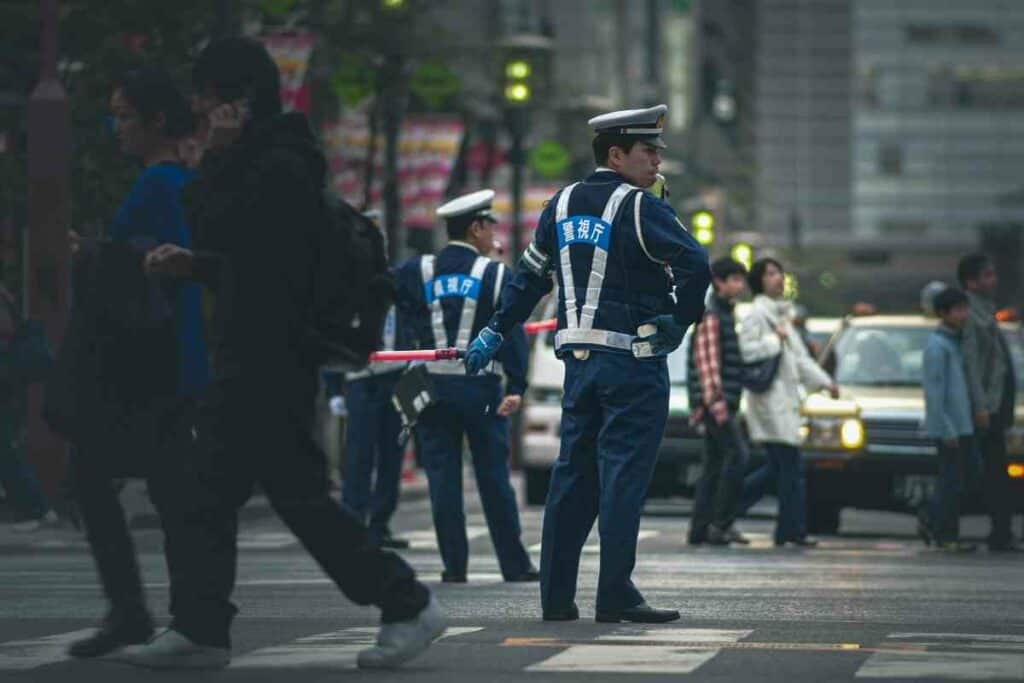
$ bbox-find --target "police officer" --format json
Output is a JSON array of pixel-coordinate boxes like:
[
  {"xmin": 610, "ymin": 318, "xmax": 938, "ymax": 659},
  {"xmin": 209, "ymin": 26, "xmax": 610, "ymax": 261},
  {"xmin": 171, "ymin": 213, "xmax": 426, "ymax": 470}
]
[
  {"xmin": 466, "ymin": 106, "xmax": 710, "ymax": 622},
  {"xmin": 334, "ymin": 210, "xmax": 410, "ymax": 549},
  {"xmin": 394, "ymin": 190, "xmax": 539, "ymax": 583}
]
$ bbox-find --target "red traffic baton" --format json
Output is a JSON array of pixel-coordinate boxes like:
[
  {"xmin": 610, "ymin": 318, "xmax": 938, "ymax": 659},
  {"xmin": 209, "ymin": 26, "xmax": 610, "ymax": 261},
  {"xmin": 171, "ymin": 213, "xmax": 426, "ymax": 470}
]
[
  {"xmin": 367, "ymin": 319, "xmax": 557, "ymax": 363},
  {"xmin": 523, "ymin": 318, "xmax": 557, "ymax": 334},
  {"xmin": 367, "ymin": 348, "xmax": 465, "ymax": 363}
]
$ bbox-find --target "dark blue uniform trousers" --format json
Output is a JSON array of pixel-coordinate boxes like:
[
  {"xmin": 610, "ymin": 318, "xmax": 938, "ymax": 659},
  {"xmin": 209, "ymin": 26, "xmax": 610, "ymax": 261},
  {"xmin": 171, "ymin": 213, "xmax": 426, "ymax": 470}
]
[
  {"xmin": 415, "ymin": 375, "xmax": 531, "ymax": 579},
  {"xmin": 343, "ymin": 372, "xmax": 404, "ymax": 542},
  {"xmin": 541, "ymin": 352, "xmax": 669, "ymax": 614}
]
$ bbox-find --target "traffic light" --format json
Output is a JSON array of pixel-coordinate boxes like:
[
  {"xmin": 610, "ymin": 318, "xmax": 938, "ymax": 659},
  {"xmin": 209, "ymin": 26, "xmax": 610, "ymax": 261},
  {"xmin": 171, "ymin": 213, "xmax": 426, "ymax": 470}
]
[
  {"xmin": 691, "ymin": 209, "xmax": 715, "ymax": 246},
  {"xmin": 503, "ymin": 57, "xmax": 533, "ymax": 105},
  {"xmin": 730, "ymin": 242, "xmax": 753, "ymax": 270}
]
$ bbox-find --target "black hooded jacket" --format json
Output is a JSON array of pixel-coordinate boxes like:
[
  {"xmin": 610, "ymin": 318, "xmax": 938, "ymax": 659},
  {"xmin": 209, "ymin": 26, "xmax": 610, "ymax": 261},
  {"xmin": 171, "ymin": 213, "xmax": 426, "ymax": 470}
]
[{"xmin": 184, "ymin": 112, "xmax": 326, "ymax": 385}]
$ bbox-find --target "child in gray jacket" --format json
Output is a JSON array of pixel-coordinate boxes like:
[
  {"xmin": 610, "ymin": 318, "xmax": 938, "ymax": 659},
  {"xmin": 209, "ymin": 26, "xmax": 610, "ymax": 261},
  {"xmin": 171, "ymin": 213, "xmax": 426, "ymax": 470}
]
[{"xmin": 921, "ymin": 287, "xmax": 978, "ymax": 551}]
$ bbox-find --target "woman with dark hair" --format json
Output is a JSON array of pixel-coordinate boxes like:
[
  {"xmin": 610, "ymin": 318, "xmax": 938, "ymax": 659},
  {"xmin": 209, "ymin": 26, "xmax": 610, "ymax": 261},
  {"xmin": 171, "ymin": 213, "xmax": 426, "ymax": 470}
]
[
  {"xmin": 735, "ymin": 258, "xmax": 837, "ymax": 547},
  {"xmin": 66, "ymin": 67, "xmax": 209, "ymax": 659}
]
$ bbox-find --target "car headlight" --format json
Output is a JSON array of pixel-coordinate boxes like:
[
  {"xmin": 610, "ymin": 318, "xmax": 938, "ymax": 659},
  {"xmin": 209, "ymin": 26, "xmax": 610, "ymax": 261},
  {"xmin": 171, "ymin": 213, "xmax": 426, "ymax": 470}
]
[
  {"xmin": 839, "ymin": 418, "xmax": 865, "ymax": 450},
  {"xmin": 802, "ymin": 417, "xmax": 864, "ymax": 451}
]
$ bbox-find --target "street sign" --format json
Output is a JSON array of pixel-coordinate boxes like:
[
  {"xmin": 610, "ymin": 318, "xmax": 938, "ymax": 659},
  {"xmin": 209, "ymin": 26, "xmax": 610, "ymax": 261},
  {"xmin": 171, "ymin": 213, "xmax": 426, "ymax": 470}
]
[
  {"xmin": 528, "ymin": 141, "xmax": 570, "ymax": 179},
  {"xmin": 331, "ymin": 56, "xmax": 376, "ymax": 108},
  {"xmin": 410, "ymin": 62, "xmax": 461, "ymax": 108}
]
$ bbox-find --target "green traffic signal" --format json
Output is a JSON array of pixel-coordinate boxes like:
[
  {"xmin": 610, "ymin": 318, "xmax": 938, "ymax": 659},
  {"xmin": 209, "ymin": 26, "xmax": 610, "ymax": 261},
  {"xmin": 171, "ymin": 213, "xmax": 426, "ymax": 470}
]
[
  {"xmin": 503, "ymin": 57, "xmax": 533, "ymax": 105},
  {"xmin": 505, "ymin": 60, "xmax": 531, "ymax": 80},
  {"xmin": 691, "ymin": 210, "xmax": 715, "ymax": 245},
  {"xmin": 504, "ymin": 83, "xmax": 531, "ymax": 103}
]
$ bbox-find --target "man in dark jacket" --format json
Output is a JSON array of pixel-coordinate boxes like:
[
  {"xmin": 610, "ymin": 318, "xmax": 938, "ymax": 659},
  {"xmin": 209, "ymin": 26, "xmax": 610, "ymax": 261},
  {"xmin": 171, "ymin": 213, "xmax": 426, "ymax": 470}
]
[
  {"xmin": 957, "ymin": 253, "xmax": 1020, "ymax": 552},
  {"xmin": 128, "ymin": 38, "xmax": 442, "ymax": 670},
  {"xmin": 686, "ymin": 258, "xmax": 750, "ymax": 546}
]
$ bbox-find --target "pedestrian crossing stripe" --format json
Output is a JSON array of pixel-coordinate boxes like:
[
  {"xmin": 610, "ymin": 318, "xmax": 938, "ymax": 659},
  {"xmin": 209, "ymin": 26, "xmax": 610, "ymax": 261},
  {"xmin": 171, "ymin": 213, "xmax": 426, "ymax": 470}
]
[
  {"xmin": 526, "ymin": 627, "xmax": 752, "ymax": 673},
  {"xmin": 0, "ymin": 629, "xmax": 93, "ymax": 671},
  {"xmin": 405, "ymin": 526, "xmax": 489, "ymax": 551},
  {"xmin": 856, "ymin": 633, "xmax": 1024, "ymax": 680},
  {"xmin": 230, "ymin": 626, "xmax": 483, "ymax": 669},
  {"xmin": 528, "ymin": 529, "xmax": 660, "ymax": 554}
]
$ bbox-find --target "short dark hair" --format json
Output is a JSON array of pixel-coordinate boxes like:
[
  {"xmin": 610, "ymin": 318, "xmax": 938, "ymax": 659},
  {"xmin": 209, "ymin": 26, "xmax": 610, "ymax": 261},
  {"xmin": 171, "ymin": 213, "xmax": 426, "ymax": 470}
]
[
  {"xmin": 445, "ymin": 215, "xmax": 484, "ymax": 241},
  {"xmin": 957, "ymin": 252, "xmax": 992, "ymax": 287},
  {"xmin": 747, "ymin": 257, "xmax": 784, "ymax": 295},
  {"xmin": 592, "ymin": 133, "xmax": 640, "ymax": 165},
  {"xmin": 710, "ymin": 257, "xmax": 747, "ymax": 282},
  {"xmin": 115, "ymin": 67, "xmax": 194, "ymax": 139},
  {"xmin": 192, "ymin": 37, "xmax": 282, "ymax": 122},
  {"xmin": 933, "ymin": 286, "xmax": 969, "ymax": 314}
]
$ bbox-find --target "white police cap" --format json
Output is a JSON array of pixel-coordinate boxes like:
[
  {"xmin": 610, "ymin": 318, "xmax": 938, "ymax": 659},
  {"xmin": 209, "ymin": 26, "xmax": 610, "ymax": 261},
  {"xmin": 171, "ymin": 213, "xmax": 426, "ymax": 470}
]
[
  {"xmin": 436, "ymin": 189, "xmax": 497, "ymax": 222},
  {"xmin": 588, "ymin": 104, "xmax": 668, "ymax": 149}
]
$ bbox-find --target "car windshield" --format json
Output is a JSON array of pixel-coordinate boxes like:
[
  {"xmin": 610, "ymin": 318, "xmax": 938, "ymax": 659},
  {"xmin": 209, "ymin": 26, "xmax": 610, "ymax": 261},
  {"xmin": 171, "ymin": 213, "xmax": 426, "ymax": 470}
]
[
  {"xmin": 834, "ymin": 324, "xmax": 1024, "ymax": 389},
  {"xmin": 834, "ymin": 326, "xmax": 932, "ymax": 387}
]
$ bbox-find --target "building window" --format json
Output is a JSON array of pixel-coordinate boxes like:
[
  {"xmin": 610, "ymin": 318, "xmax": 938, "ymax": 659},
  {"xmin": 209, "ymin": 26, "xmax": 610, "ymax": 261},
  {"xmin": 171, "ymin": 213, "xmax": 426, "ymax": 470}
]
[{"xmin": 878, "ymin": 144, "xmax": 902, "ymax": 176}]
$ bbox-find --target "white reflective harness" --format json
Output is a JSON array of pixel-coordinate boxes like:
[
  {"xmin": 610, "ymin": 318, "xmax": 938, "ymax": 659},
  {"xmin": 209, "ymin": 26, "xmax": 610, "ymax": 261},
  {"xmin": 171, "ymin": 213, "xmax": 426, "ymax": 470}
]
[
  {"xmin": 420, "ymin": 254, "xmax": 502, "ymax": 376},
  {"xmin": 553, "ymin": 182, "xmax": 653, "ymax": 356}
]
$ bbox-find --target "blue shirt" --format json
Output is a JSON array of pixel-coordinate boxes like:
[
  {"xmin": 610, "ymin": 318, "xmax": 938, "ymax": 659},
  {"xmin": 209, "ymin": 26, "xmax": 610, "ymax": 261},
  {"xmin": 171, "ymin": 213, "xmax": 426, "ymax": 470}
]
[
  {"xmin": 923, "ymin": 325, "xmax": 973, "ymax": 440},
  {"xmin": 110, "ymin": 163, "xmax": 209, "ymax": 397}
]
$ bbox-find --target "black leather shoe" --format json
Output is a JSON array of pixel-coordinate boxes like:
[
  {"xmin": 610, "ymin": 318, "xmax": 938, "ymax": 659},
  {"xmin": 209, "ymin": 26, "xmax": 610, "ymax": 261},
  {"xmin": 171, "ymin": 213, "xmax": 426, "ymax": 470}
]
[
  {"xmin": 706, "ymin": 526, "xmax": 730, "ymax": 546},
  {"xmin": 775, "ymin": 537, "xmax": 819, "ymax": 548},
  {"xmin": 506, "ymin": 567, "xmax": 541, "ymax": 582},
  {"xmin": 441, "ymin": 572, "xmax": 467, "ymax": 583},
  {"xmin": 68, "ymin": 613, "xmax": 154, "ymax": 659},
  {"xmin": 790, "ymin": 537, "xmax": 819, "ymax": 548},
  {"xmin": 542, "ymin": 604, "xmax": 579, "ymax": 621},
  {"xmin": 595, "ymin": 602, "xmax": 680, "ymax": 624},
  {"xmin": 687, "ymin": 527, "xmax": 708, "ymax": 546}
]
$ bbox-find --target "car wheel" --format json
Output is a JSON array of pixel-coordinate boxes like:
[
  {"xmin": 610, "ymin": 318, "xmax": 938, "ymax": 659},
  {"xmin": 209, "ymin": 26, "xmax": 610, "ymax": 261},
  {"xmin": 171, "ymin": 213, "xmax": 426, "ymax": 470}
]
[
  {"xmin": 525, "ymin": 467, "xmax": 550, "ymax": 506},
  {"xmin": 807, "ymin": 501, "xmax": 842, "ymax": 535}
]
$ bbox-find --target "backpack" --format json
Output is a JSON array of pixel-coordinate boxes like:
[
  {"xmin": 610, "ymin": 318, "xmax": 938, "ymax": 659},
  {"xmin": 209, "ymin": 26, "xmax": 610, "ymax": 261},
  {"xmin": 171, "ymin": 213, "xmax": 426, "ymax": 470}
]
[{"xmin": 307, "ymin": 192, "xmax": 395, "ymax": 369}]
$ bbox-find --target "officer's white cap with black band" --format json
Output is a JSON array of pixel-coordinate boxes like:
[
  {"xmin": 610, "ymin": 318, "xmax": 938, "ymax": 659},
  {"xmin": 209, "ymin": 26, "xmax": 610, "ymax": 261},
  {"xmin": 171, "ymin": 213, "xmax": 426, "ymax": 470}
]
[
  {"xmin": 588, "ymin": 104, "xmax": 668, "ymax": 150},
  {"xmin": 436, "ymin": 189, "xmax": 498, "ymax": 223}
]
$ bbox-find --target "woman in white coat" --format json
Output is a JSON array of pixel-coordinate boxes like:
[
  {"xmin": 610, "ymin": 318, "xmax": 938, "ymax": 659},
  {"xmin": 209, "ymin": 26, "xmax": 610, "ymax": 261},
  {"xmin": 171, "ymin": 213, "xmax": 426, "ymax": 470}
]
[{"xmin": 736, "ymin": 258, "xmax": 837, "ymax": 547}]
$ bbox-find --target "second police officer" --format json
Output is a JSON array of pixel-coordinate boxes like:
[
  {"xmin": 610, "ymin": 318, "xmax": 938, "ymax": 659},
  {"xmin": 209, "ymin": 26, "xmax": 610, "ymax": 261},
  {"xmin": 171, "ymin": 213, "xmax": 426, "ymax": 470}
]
[
  {"xmin": 394, "ymin": 190, "xmax": 540, "ymax": 584},
  {"xmin": 466, "ymin": 105, "xmax": 710, "ymax": 622},
  {"xmin": 338, "ymin": 211, "xmax": 410, "ymax": 549}
]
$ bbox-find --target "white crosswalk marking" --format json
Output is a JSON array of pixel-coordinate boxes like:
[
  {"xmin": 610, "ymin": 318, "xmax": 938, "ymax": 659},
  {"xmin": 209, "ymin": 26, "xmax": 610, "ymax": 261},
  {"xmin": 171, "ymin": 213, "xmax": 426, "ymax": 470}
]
[
  {"xmin": 856, "ymin": 633, "xmax": 1024, "ymax": 680},
  {"xmin": 526, "ymin": 627, "xmax": 750, "ymax": 674},
  {"xmin": 529, "ymin": 529, "xmax": 660, "ymax": 554},
  {"xmin": 0, "ymin": 629, "xmax": 93, "ymax": 671},
  {"xmin": 231, "ymin": 626, "xmax": 482, "ymax": 669},
  {"xmin": 406, "ymin": 526, "xmax": 489, "ymax": 550},
  {"xmin": 237, "ymin": 532, "xmax": 299, "ymax": 549}
]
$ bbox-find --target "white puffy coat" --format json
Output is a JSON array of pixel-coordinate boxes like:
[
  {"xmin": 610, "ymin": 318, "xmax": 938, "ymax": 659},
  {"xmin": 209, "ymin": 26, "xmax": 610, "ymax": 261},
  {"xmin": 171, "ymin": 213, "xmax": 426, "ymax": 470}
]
[{"xmin": 739, "ymin": 295, "xmax": 833, "ymax": 446}]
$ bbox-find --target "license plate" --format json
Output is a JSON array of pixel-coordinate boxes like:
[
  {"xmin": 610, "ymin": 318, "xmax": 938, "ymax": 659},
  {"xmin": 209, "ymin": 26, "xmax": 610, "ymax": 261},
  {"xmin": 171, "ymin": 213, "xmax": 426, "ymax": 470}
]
[{"xmin": 893, "ymin": 475, "xmax": 936, "ymax": 505}]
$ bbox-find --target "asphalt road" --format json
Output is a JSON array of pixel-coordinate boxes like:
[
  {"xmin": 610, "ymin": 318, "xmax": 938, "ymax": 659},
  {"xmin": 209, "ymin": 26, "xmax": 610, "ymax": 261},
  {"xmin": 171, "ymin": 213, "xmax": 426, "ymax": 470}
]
[{"xmin": 2, "ymin": 480, "xmax": 1024, "ymax": 682}]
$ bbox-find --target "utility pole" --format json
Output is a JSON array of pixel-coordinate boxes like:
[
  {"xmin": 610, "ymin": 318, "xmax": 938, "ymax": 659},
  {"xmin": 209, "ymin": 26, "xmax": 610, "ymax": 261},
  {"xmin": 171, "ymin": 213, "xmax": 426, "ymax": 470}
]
[{"xmin": 26, "ymin": 0, "xmax": 71, "ymax": 499}]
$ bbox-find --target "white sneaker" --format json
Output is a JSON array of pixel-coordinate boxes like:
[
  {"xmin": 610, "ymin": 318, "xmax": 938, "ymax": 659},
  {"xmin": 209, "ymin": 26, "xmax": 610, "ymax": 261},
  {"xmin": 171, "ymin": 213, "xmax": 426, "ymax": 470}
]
[
  {"xmin": 357, "ymin": 598, "xmax": 446, "ymax": 669},
  {"xmin": 11, "ymin": 510, "xmax": 60, "ymax": 533},
  {"xmin": 112, "ymin": 628, "xmax": 230, "ymax": 670}
]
